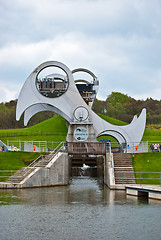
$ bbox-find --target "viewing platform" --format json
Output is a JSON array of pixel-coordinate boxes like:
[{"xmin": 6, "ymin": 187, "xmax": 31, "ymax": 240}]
[{"xmin": 126, "ymin": 185, "xmax": 161, "ymax": 200}]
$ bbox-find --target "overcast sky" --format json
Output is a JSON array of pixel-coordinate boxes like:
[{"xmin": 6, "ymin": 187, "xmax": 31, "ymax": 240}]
[{"xmin": 0, "ymin": 0, "xmax": 161, "ymax": 102}]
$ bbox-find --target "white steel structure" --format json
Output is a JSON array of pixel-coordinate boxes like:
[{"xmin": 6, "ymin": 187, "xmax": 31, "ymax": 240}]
[{"xmin": 16, "ymin": 61, "xmax": 146, "ymax": 149}]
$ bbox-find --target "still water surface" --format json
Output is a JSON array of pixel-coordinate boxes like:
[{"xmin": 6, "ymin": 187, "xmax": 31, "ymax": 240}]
[{"xmin": 0, "ymin": 177, "xmax": 161, "ymax": 240}]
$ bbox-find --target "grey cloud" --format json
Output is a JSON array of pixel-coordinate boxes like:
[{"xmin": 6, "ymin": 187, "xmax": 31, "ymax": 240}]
[{"xmin": 0, "ymin": 0, "xmax": 161, "ymax": 102}]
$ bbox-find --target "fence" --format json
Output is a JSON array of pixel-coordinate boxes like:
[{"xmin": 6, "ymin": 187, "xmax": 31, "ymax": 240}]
[
  {"xmin": 67, "ymin": 142, "xmax": 106, "ymax": 155},
  {"xmin": 115, "ymin": 171, "xmax": 161, "ymax": 185},
  {"xmin": 23, "ymin": 142, "xmax": 65, "ymax": 179},
  {"xmin": 1, "ymin": 170, "xmax": 161, "ymax": 186},
  {"xmin": 6, "ymin": 140, "xmax": 63, "ymax": 152},
  {"xmin": 0, "ymin": 131, "xmax": 67, "ymax": 137},
  {"xmin": 2, "ymin": 140, "xmax": 161, "ymax": 153},
  {"xmin": 0, "ymin": 142, "xmax": 65, "ymax": 182},
  {"xmin": 100, "ymin": 141, "xmax": 161, "ymax": 153},
  {"xmin": 0, "ymin": 170, "xmax": 17, "ymax": 182},
  {"xmin": 126, "ymin": 141, "xmax": 148, "ymax": 153}
]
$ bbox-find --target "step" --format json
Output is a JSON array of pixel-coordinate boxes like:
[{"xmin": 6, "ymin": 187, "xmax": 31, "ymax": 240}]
[
  {"xmin": 113, "ymin": 153, "xmax": 135, "ymax": 184},
  {"xmin": 4, "ymin": 153, "xmax": 56, "ymax": 184}
]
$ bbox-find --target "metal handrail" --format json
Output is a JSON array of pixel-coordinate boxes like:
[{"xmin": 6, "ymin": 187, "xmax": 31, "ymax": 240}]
[
  {"xmin": 114, "ymin": 171, "xmax": 161, "ymax": 185},
  {"xmin": 51, "ymin": 141, "xmax": 65, "ymax": 153},
  {"xmin": 26, "ymin": 155, "xmax": 43, "ymax": 169},
  {"xmin": 25, "ymin": 141, "xmax": 64, "ymax": 169},
  {"xmin": 0, "ymin": 142, "xmax": 65, "ymax": 182},
  {"xmin": 67, "ymin": 142, "xmax": 106, "ymax": 154},
  {"xmin": 23, "ymin": 142, "xmax": 65, "ymax": 179},
  {"xmin": 0, "ymin": 170, "xmax": 17, "ymax": 179}
]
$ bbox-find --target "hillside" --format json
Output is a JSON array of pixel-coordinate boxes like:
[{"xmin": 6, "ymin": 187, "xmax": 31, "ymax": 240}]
[
  {"xmin": 0, "ymin": 115, "xmax": 68, "ymax": 145},
  {"xmin": 1, "ymin": 92, "xmax": 161, "ymax": 129},
  {"xmin": 98, "ymin": 114, "xmax": 127, "ymax": 126},
  {"xmin": 0, "ymin": 112, "xmax": 160, "ymax": 146}
]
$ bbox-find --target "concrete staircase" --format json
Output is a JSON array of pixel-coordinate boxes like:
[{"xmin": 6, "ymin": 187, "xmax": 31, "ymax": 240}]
[
  {"xmin": 6, "ymin": 152, "xmax": 56, "ymax": 184},
  {"xmin": 113, "ymin": 153, "xmax": 136, "ymax": 185}
]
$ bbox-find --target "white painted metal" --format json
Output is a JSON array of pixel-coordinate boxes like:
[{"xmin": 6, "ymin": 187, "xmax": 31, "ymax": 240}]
[{"xmin": 16, "ymin": 61, "xmax": 146, "ymax": 147}]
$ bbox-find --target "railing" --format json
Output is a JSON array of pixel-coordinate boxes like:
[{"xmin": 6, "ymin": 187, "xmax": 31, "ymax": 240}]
[
  {"xmin": 105, "ymin": 141, "xmax": 161, "ymax": 153},
  {"xmin": 0, "ymin": 131, "xmax": 67, "ymax": 137},
  {"xmin": 2, "ymin": 140, "xmax": 161, "ymax": 153},
  {"xmin": 115, "ymin": 171, "xmax": 161, "ymax": 185},
  {"xmin": 6, "ymin": 140, "xmax": 64, "ymax": 152},
  {"xmin": 0, "ymin": 170, "xmax": 18, "ymax": 182},
  {"xmin": 22, "ymin": 141, "xmax": 65, "ymax": 179},
  {"xmin": 0, "ymin": 142, "xmax": 65, "ymax": 183},
  {"xmin": 67, "ymin": 142, "xmax": 106, "ymax": 155}
]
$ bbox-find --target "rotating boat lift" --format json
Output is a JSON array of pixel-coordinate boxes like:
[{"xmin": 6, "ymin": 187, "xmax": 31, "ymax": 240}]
[{"xmin": 16, "ymin": 61, "xmax": 146, "ymax": 150}]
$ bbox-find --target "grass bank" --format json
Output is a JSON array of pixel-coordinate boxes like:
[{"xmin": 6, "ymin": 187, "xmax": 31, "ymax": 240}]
[
  {"xmin": 132, "ymin": 152, "xmax": 161, "ymax": 185},
  {"xmin": 0, "ymin": 114, "xmax": 161, "ymax": 185},
  {"xmin": 0, "ymin": 113, "xmax": 161, "ymax": 144},
  {"xmin": 0, "ymin": 152, "xmax": 41, "ymax": 182},
  {"xmin": 0, "ymin": 115, "xmax": 68, "ymax": 145}
]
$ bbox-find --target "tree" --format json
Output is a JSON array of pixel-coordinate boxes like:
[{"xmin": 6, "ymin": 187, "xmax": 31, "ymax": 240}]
[{"xmin": 106, "ymin": 92, "xmax": 130, "ymax": 106}]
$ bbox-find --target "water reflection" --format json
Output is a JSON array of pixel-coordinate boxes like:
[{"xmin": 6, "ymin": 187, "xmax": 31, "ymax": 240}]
[
  {"xmin": 0, "ymin": 177, "xmax": 160, "ymax": 206},
  {"xmin": 0, "ymin": 177, "xmax": 161, "ymax": 240}
]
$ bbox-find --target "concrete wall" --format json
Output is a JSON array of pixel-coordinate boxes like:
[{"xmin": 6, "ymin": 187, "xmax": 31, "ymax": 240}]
[
  {"xmin": 126, "ymin": 187, "xmax": 161, "ymax": 200},
  {"xmin": 96, "ymin": 155, "xmax": 104, "ymax": 178},
  {"xmin": 104, "ymin": 153, "xmax": 115, "ymax": 189},
  {"xmin": 22, "ymin": 152, "xmax": 69, "ymax": 188}
]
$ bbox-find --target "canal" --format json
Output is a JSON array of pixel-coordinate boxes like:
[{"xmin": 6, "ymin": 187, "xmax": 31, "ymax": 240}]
[{"xmin": 0, "ymin": 177, "xmax": 161, "ymax": 240}]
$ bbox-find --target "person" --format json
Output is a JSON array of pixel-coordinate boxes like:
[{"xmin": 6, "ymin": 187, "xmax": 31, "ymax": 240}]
[
  {"xmin": 127, "ymin": 144, "xmax": 130, "ymax": 153},
  {"xmin": 64, "ymin": 140, "xmax": 68, "ymax": 152},
  {"xmin": 135, "ymin": 144, "xmax": 138, "ymax": 151},
  {"xmin": 150, "ymin": 144, "xmax": 154, "ymax": 152},
  {"xmin": 154, "ymin": 144, "xmax": 158, "ymax": 152},
  {"xmin": 106, "ymin": 140, "xmax": 111, "ymax": 151},
  {"xmin": 157, "ymin": 144, "xmax": 160, "ymax": 152},
  {"xmin": 159, "ymin": 144, "xmax": 161, "ymax": 152}
]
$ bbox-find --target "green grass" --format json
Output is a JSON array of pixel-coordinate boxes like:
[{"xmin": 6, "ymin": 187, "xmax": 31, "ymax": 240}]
[
  {"xmin": 0, "ymin": 115, "xmax": 67, "ymax": 181},
  {"xmin": 0, "ymin": 114, "xmax": 126, "ymax": 145},
  {"xmin": 97, "ymin": 114, "xmax": 127, "ymax": 144},
  {"xmin": 1, "ymin": 113, "xmax": 161, "ymax": 144},
  {"xmin": 132, "ymin": 153, "xmax": 161, "ymax": 185},
  {"xmin": 142, "ymin": 128, "xmax": 161, "ymax": 142},
  {"xmin": 98, "ymin": 114, "xmax": 127, "ymax": 126},
  {"xmin": 0, "ymin": 113, "xmax": 161, "ymax": 185},
  {"xmin": 27, "ymin": 115, "xmax": 67, "ymax": 133},
  {"xmin": 0, "ymin": 115, "xmax": 68, "ymax": 145},
  {"xmin": 0, "ymin": 152, "xmax": 40, "ymax": 181}
]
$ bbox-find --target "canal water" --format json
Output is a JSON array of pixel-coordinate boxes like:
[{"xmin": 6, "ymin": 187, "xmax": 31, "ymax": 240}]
[{"xmin": 0, "ymin": 177, "xmax": 161, "ymax": 240}]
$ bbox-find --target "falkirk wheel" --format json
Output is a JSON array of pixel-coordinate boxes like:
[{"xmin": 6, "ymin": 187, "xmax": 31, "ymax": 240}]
[{"xmin": 16, "ymin": 61, "xmax": 146, "ymax": 149}]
